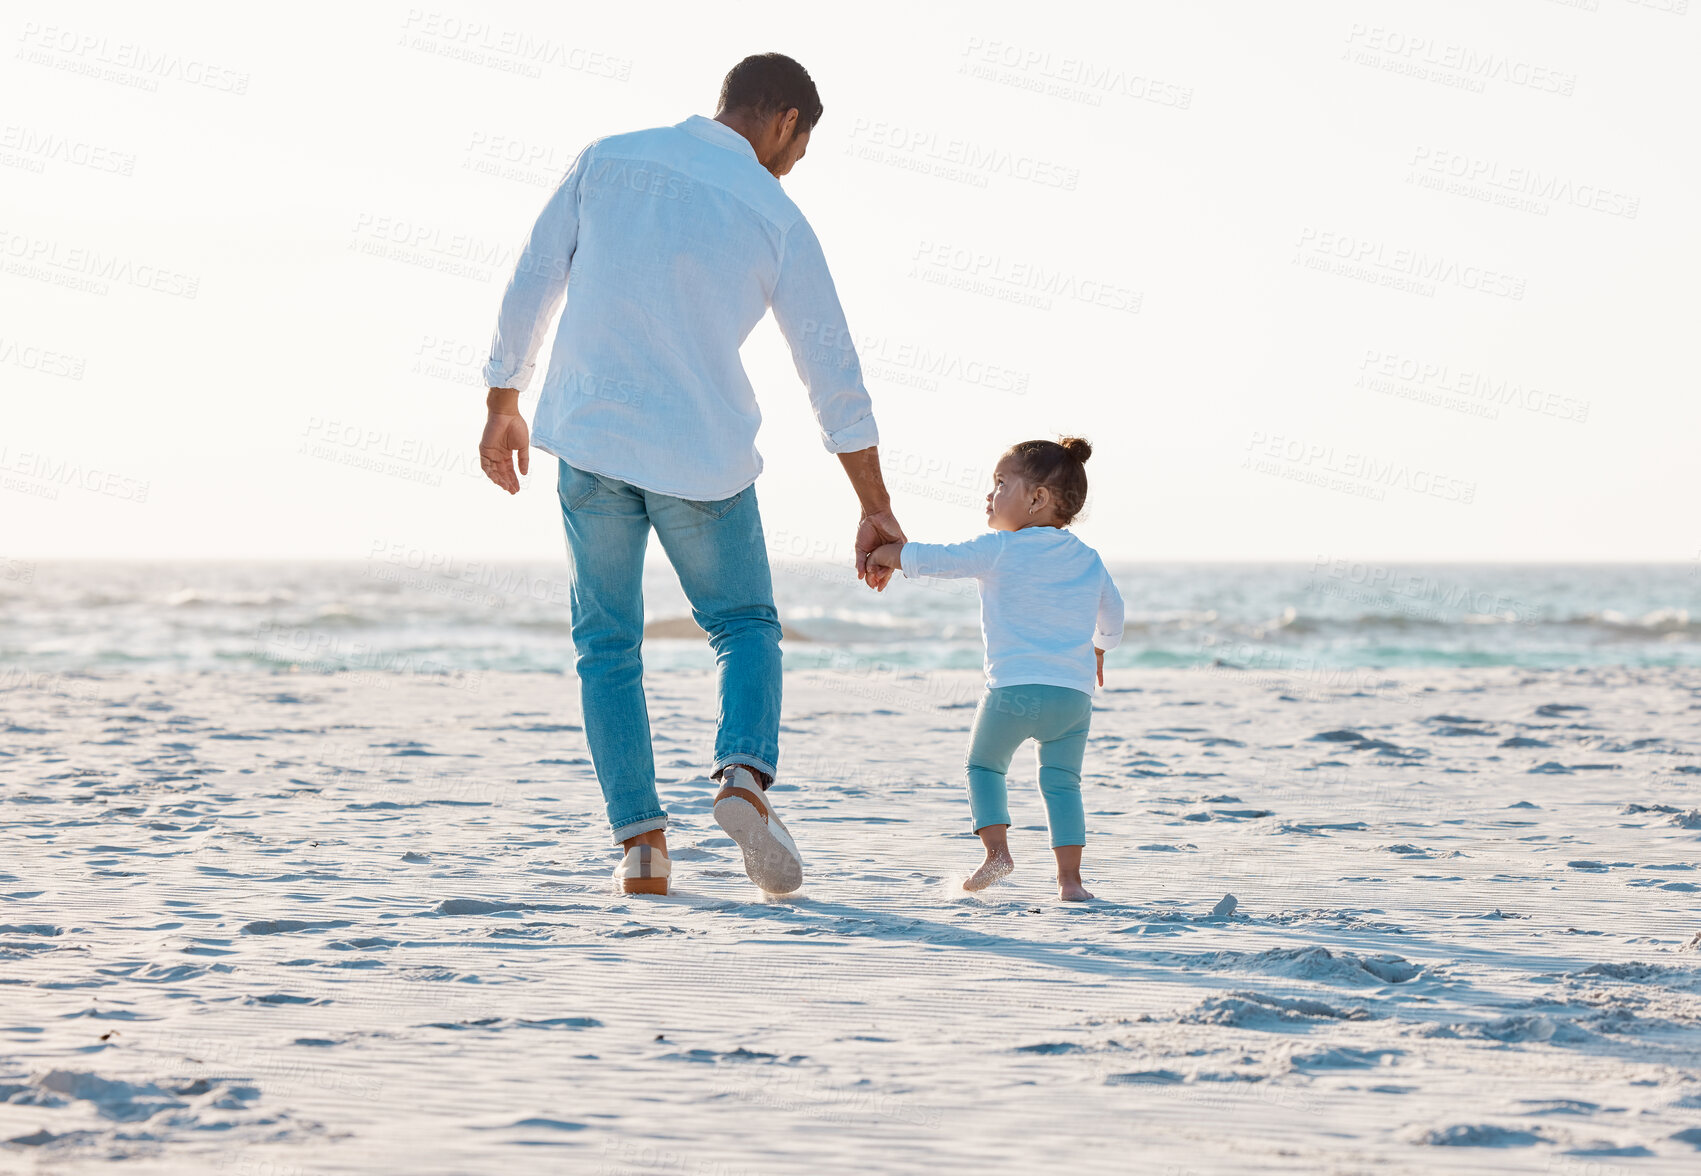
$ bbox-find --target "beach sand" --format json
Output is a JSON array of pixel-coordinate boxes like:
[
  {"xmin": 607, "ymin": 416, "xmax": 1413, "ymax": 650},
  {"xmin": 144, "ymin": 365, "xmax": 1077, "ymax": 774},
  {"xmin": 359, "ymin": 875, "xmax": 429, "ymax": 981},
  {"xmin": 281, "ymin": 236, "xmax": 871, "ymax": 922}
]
[{"xmin": 3, "ymin": 665, "xmax": 1699, "ymax": 1173}]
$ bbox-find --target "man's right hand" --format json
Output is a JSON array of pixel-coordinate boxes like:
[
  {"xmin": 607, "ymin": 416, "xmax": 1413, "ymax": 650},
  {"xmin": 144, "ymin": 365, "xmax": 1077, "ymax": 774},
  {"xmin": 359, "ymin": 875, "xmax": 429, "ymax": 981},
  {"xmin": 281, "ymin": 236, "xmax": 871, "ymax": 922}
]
[{"xmin": 479, "ymin": 387, "xmax": 529, "ymax": 494}]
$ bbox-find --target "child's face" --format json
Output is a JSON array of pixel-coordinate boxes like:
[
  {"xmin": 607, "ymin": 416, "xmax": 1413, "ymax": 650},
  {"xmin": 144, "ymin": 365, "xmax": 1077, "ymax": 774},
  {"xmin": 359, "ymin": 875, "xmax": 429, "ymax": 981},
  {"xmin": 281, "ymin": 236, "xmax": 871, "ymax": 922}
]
[{"xmin": 986, "ymin": 458, "xmax": 1034, "ymax": 531}]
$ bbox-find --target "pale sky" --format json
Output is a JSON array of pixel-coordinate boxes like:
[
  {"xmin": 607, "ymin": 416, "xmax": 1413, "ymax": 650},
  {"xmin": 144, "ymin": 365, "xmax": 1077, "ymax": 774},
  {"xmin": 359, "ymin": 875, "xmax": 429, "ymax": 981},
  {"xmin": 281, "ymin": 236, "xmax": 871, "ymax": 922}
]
[{"xmin": 2, "ymin": 0, "xmax": 1697, "ymax": 562}]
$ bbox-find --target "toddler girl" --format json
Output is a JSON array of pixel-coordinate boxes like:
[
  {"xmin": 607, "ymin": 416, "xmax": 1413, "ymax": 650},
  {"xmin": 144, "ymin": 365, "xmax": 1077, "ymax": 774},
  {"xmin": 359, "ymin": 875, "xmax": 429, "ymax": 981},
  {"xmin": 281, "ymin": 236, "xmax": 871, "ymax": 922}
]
[{"xmin": 868, "ymin": 437, "xmax": 1124, "ymax": 900}]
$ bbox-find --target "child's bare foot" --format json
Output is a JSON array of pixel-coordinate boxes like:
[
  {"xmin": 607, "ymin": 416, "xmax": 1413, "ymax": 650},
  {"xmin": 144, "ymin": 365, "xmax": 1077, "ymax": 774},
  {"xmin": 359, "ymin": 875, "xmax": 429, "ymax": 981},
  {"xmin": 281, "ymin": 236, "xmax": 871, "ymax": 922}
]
[
  {"xmin": 1053, "ymin": 844, "xmax": 1091, "ymax": 901},
  {"xmin": 964, "ymin": 824, "xmax": 1013, "ymax": 892},
  {"xmin": 1058, "ymin": 878, "xmax": 1094, "ymax": 901},
  {"xmin": 963, "ymin": 847, "xmax": 1014, "ymax": 891}
]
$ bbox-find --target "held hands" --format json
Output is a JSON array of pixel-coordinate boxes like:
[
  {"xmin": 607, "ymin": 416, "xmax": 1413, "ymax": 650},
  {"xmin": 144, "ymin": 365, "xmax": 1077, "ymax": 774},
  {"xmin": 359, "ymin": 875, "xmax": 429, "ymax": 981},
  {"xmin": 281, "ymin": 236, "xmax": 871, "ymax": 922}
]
[
  {"xmin": 866, "ymin": 541, "xmax": 904, "ymax": 575},
  {"xmin": 479, "ymin": 389, "xmax": 529, "ymax": 494},
  {"xmin": 855, "ymin": 510, "xmax": 906, "ymax": 592}
]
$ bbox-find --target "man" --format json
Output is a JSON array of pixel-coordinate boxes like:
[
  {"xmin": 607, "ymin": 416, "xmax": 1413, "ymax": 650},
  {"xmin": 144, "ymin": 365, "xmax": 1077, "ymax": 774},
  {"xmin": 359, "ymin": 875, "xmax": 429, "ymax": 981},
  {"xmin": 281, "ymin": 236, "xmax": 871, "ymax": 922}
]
[{"xmin": 478, "ymin": 53, "xmax": 903, "ymax": 897}]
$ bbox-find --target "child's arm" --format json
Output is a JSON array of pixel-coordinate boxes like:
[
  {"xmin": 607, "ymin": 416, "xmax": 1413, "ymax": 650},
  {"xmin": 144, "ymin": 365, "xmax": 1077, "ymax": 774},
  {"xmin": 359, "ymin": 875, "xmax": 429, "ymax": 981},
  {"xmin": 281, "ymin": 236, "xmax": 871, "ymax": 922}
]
[
  {"xmin": 1094, "ymin": 569, "xmax": 1125, "ymax": 685},
  {"xmin": 893, "ymin": 533, "xmax": 1006, "ymax": 580}
]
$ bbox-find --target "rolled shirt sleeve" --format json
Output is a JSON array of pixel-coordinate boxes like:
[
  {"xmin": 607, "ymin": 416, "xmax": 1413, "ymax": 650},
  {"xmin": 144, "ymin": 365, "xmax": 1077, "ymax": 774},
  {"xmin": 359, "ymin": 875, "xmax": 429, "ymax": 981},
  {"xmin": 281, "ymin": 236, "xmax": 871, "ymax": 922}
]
[
  {"xmin": 769, "ymin": 216, "xmax": 880, "ymax": 454},
  {"xmin": 482, "ymin": 144, "xmax": 592, "ymax": 392},
  {"xmin": 901, "ymin": 533, "xmax": 1007, "ymax": 580},
  {"xmin": 1095, "ymin": 567, "xmax": 1125, "ymax": 651}
]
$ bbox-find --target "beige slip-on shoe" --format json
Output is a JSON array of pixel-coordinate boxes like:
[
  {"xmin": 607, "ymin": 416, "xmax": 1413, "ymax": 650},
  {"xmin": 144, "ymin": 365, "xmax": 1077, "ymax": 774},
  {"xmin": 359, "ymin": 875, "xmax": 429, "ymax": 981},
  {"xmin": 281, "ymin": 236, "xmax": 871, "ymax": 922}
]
[
  {"xmin": 713, "ymin": 766, "xmax": 803, "ymax": 895},
  {"xmin": 614, "ymin": 843, "xmax": 671, "ymax": 896}
]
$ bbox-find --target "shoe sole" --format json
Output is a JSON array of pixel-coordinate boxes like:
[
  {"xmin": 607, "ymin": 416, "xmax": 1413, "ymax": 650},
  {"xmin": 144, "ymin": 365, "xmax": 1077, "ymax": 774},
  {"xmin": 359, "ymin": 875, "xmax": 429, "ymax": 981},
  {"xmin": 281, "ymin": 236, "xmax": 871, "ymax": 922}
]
[
  {"xmin": 620, "ymin": 876, "xmax": 668, "ymax": 896},
  {"xmin": 714, "ymin": 795, "xmax": 803, "ymax": 895}
]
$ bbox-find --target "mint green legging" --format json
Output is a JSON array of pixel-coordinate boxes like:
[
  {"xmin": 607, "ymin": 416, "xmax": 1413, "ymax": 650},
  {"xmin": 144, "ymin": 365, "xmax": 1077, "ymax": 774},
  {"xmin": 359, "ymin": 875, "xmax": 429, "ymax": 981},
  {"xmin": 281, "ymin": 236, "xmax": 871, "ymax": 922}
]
[{"xmin": 965, "ymin": 684, "xmax": 1093, "ymax": 848}]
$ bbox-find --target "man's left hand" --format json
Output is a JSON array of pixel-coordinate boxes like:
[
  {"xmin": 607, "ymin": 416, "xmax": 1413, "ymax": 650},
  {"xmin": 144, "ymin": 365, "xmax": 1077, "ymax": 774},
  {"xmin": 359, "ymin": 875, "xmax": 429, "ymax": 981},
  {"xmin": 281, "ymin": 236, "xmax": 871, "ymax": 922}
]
[{"xmin": 856, "ymin": 510, "xmax": 905, "ymax": 592}]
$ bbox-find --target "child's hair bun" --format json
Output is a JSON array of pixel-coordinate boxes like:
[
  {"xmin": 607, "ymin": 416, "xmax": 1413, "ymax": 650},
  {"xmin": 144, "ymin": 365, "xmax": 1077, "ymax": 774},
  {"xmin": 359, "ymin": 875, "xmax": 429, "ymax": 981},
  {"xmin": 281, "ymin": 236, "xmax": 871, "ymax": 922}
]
[{"xmin": 1059, "ymin": 436, "xmax": 1092, "ymax": 464}]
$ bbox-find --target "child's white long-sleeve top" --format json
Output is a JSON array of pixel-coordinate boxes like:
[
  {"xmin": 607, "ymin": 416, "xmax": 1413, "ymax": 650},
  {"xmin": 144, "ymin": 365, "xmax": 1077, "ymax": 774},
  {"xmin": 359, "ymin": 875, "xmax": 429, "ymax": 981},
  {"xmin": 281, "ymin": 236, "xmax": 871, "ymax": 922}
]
[{"xmin": 900, "ymin": 527, "xmax": 1125, "ymax": 694}]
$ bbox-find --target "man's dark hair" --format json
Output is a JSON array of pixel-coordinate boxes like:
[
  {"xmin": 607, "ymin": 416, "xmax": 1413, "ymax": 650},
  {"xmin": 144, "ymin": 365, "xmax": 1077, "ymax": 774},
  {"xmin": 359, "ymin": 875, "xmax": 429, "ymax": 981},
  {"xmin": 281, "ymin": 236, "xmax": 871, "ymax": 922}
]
[{"xmin": 718, "ymin": 53, "xmax": 823, "ymax": 131}]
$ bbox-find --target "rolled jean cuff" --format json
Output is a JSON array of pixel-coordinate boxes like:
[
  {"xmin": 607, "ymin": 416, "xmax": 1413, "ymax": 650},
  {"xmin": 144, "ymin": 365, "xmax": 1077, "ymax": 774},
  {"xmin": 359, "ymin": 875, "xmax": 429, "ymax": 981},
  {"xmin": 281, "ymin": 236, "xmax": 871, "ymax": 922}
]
[
  {"xmin": 712, "ymin": 753, "xmax": 777, "ymax": 782},
  {"xmin": 609, "ymin": 812, "xmax": 668, "ymax": 846}
]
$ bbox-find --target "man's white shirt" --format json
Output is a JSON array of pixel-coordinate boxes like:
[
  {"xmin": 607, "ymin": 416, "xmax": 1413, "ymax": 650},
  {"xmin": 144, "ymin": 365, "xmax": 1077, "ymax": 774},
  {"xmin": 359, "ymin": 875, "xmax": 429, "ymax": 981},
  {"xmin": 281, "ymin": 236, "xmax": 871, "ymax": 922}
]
[{"xmin": 483, "ymin": 115, "xmax": 879, "ymax": 501}]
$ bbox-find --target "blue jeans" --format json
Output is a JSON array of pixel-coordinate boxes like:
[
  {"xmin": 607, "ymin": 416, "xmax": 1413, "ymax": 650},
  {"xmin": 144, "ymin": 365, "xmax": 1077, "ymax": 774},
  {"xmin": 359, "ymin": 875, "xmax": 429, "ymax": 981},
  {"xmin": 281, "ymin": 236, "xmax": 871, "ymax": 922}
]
[
  {"xmin": 557, "ymin": 460, "xmax": 782, "ymax": 844},
  {"xmin": 965, "ymin": 684, "xmax": 1093, "ymax": 848}
]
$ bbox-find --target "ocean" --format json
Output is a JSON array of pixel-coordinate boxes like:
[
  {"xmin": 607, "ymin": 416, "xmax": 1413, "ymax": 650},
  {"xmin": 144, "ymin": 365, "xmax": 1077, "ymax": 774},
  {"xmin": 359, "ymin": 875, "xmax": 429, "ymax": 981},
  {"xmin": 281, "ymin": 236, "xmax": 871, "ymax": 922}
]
[{"xmin": 2, "ymin": 558, "xmax": 1698, "ymax": 679}]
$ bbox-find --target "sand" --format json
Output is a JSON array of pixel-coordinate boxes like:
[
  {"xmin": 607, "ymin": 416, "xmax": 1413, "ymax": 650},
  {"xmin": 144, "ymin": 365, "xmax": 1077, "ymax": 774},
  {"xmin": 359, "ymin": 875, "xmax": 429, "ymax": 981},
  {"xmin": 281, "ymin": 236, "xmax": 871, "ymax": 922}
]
[{"xmin": 2, "ymin": 665, "xmax": 1700, "ymax": 1173}]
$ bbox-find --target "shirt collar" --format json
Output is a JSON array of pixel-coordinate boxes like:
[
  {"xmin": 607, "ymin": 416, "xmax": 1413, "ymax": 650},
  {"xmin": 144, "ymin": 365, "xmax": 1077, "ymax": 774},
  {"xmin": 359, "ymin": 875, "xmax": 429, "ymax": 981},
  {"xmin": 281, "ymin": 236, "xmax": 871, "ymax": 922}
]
[{"xmin": 678, "ymin": 114, "xmax": 760, "ymax": 164}]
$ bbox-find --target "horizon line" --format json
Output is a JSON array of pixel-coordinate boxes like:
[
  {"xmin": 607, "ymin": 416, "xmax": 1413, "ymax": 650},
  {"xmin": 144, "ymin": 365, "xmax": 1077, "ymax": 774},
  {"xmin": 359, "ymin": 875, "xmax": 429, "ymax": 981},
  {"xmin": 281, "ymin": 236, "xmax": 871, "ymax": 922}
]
[{"xmin": 7, "ymin": 556, "xmax": 1699, "ymax": 568}]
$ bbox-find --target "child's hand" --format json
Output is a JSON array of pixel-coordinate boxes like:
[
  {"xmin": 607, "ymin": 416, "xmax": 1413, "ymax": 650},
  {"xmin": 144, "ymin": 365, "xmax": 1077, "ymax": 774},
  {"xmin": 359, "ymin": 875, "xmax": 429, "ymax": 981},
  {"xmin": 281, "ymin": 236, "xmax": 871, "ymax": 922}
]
[
  {"xmin": 1095, "ymin": 648, "xmax": 1105, "ymax": 686},
  {"xmin": 868, "ymin": 541, "xmax": 903, "ymax": 572}
]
